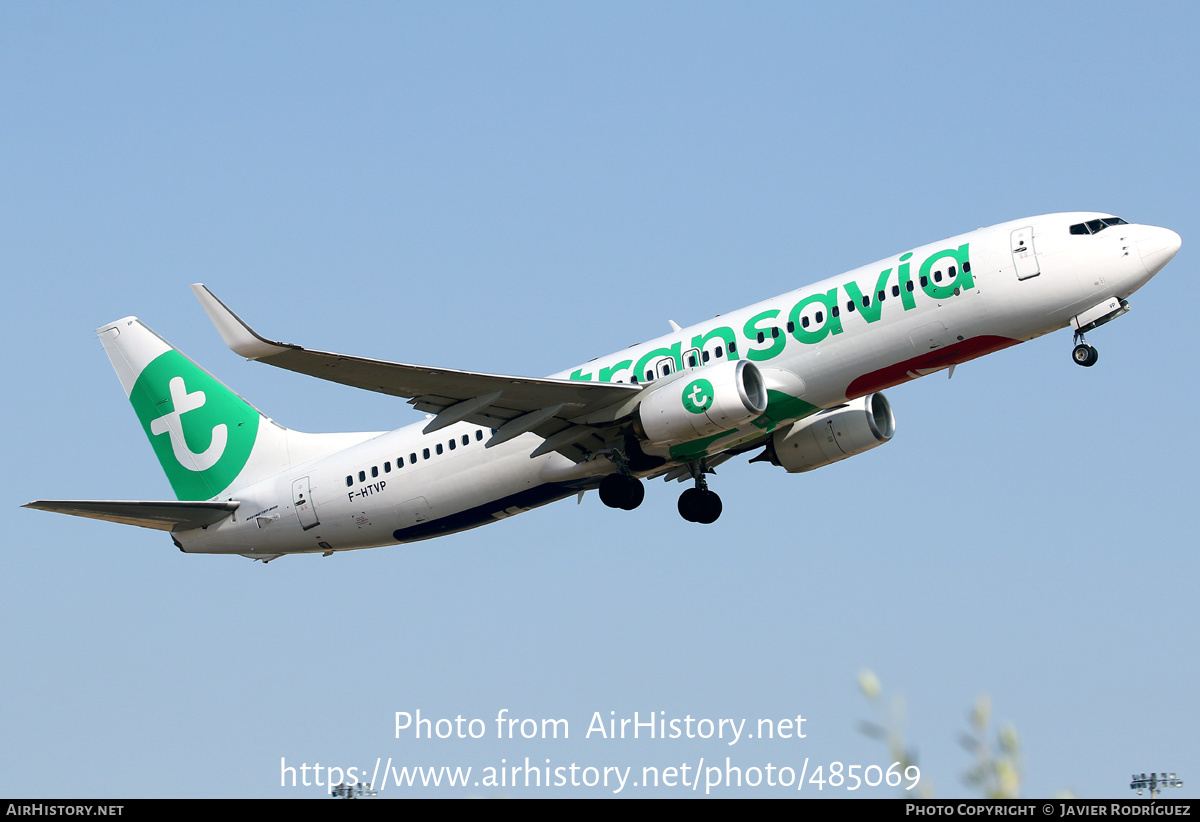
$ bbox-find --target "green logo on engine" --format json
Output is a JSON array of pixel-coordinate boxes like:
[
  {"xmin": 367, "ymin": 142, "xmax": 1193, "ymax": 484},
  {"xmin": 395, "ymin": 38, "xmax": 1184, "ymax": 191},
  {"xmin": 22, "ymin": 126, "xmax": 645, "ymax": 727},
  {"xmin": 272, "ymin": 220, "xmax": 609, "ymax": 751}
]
[
  {"xmin": 128, "ymin": 350, "xmax": 258, "ymax": 500},
  {"xmin": 682, "ymin": 378, "xmax": 714, "ymax": 414}
]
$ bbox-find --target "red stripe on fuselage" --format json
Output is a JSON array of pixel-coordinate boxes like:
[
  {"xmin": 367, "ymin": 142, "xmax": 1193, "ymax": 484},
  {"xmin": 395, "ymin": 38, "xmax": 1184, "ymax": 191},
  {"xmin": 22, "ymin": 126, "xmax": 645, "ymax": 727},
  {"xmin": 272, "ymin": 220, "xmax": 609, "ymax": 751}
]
[{"xmin": 846, "ymin": 335, "xmax": 1020, "ymax": 399}]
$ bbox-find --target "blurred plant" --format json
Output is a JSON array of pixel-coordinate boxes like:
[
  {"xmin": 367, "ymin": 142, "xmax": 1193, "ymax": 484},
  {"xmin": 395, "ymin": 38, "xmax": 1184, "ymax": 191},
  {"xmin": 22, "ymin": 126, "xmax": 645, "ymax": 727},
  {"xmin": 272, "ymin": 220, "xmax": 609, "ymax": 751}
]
[
  {"xmin": 857, "ymin": 669, "xmax": 932, "ymax": 798},
  {"xmin": 857, "ymin": 670, "xmax": 1024, "ymax": 799},
  {"xmin": 959, "ymin": 694, "xmax": 1022, "ymax": 799}
]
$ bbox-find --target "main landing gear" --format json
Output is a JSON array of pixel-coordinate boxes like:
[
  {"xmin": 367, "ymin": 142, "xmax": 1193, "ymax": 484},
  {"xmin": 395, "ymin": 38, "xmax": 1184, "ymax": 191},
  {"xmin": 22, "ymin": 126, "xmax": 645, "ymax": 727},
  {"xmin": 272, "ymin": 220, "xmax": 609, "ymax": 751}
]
[
  {"xmin": 1072, "ymin": 331, "xmax": 1099, "ymax": 367},
  {"xmin": 599, "ymin": 471, "xmax": 644, "ymax": 510},
  {"xmin": 678, "ymin": 460, "xmax": 722, "ymax": 524},
  {"xmin": 598, "ymin": 456, "xmax": 723, "ymax": 524}
]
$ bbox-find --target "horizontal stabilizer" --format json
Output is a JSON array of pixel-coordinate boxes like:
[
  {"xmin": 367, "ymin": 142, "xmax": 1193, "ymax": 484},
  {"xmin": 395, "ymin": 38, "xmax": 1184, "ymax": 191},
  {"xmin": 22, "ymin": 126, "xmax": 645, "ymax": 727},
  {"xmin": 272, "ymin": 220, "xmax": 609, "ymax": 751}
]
[{"xmin": 23, "ymin": 500, "xmax": 240, "ymax": 532}]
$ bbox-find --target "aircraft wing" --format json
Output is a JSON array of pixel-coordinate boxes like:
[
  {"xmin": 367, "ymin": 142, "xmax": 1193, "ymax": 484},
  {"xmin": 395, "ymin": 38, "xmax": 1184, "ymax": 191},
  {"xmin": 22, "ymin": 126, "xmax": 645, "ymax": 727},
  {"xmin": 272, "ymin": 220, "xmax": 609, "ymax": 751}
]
[
  {"xmin": 192, "ymin": 285, "xmax": 641, "ymax": 459},
  {"xmin": 23, "ymin": 500, "xmax": 240, "ymax": 532}
]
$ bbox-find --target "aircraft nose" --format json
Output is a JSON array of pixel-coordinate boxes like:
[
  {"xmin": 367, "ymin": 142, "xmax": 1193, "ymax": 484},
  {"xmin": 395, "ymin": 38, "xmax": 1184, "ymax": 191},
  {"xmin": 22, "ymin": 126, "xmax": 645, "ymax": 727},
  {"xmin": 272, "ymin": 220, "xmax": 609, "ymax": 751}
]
[{"xmin": 1139, "ymin": 226, "xmax": 1182, "ymax": 276}]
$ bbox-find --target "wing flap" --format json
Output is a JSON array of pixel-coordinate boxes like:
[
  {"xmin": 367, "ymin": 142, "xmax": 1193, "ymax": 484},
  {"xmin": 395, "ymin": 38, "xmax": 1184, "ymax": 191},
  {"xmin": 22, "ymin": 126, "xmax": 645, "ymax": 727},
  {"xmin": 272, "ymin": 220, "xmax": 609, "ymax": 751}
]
[{"xmin": 23, "ymin": 500, "xmax": 239, "ymax": 532}]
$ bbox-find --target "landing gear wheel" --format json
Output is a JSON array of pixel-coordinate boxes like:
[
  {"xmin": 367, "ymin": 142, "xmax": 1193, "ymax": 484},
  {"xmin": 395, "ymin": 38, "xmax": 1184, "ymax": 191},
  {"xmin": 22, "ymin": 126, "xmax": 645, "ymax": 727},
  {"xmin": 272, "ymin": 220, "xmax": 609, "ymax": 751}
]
[
  {"xmin": 1072, "ymin": 343, "xmax": 1098, "ymax": 367},
  {"xmin": 599, "ymin": 473, "xmax": 644, "ymax": 510},
  {"xmin": 678, "ymin": 487, "xmax": 700, "ymax": 522},
  {"xmin": 678, "ymin": 487, "xmax": 722, "ymax": 524},
  {"xmin": 620, "ymin": 476, "xmax": 645, "ymax": 511}
]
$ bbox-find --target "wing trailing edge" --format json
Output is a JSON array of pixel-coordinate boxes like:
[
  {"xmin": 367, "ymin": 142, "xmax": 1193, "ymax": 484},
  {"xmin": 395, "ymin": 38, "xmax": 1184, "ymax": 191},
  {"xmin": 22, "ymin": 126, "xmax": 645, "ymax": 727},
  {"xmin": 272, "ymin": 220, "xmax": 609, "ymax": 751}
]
[
  {"xmin": 190, "ymin": 284, "xmax": 638, "ymax": 416},
  {"xmin": 191, "ymin": 284, "xmax": 642, "ymax": 461}
]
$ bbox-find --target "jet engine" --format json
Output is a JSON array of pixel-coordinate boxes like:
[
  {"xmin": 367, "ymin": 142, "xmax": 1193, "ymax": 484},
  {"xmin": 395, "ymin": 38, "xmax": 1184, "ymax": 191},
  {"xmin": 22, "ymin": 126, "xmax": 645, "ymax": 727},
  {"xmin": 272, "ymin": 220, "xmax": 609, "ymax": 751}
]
[
  {"xmin": 757, "ymin": 393, "xmax": 895, "ymax": 473},
  {"xmin": 633, "ymin": 360, "xmax": 767, "ymax": 447}
]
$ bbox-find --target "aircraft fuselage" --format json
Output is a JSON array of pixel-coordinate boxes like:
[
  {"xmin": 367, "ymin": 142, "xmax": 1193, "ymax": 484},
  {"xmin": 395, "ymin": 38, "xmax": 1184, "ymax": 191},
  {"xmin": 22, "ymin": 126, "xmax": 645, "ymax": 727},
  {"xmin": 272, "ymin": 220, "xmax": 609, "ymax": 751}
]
[{"xmin": 27, "ymin": 212, "xmax": 1177, "ymax": 559}]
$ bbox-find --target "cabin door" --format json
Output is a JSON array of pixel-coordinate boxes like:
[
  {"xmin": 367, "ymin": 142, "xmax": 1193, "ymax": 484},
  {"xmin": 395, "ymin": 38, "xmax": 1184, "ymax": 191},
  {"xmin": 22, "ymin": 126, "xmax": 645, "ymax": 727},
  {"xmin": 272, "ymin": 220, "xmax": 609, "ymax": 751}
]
[
  {"xmin": 1011, "ymin": 227, "xmax": 1041, "ymax": 280},
  {"xmin": 292, "ymin": 477, "xmax": 320, "ymax": 531}
]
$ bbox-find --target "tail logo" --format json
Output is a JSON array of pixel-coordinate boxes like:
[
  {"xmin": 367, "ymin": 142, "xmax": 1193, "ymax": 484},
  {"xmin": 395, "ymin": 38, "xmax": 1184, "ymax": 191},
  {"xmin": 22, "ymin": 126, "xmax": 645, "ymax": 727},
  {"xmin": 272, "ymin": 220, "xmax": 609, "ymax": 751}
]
[
  {"xmin": 129, "ymin": 350, "xmax": 259, "ymax": 500},
  {"xmin": 148, "ymin": 376, "xmax": 228, "ymax": 471}
]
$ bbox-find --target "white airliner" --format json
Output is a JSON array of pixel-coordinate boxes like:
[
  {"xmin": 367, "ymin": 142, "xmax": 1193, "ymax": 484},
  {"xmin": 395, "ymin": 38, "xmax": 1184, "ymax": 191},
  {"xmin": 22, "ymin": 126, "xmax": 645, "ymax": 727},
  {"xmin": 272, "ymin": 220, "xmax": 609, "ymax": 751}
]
[{"xmin": 26, "ymin": 213, "xmax": 1181, "ymax": 561}]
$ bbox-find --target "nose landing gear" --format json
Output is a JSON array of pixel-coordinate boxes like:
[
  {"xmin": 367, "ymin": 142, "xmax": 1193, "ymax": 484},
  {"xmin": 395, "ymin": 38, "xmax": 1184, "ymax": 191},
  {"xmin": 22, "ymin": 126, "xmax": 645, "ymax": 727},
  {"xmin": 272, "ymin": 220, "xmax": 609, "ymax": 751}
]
[
  {"xmin": 1070, "ymin": 297, "xmax": 1130, "ymax": 367},
  {"xmin": 1072, "ymin": 331, "xmax": 1099, "ymax": 367}
]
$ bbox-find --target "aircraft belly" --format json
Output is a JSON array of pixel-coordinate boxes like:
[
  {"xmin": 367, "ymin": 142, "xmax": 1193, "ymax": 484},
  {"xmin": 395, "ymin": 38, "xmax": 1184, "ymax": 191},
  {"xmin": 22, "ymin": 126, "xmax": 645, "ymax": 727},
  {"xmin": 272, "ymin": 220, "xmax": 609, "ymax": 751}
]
[
  {"xmin": 391, "ymin": 443, "xmax": 577, "ymax": 542},
  {"xmin": 392, "ymin": 483, "xmax": 576, "ymax": 543},
  {"xmin": 333, "ymin": 437, "xmax": 588, "ymax": 551}
]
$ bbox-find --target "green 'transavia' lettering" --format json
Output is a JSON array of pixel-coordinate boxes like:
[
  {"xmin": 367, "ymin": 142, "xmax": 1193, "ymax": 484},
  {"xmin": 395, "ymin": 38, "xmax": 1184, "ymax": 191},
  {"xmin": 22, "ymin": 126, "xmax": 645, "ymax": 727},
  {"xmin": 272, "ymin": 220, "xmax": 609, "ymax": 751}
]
[{"xmin": 567, "ymin": 243, "xmax": 971, "ymax": 384}]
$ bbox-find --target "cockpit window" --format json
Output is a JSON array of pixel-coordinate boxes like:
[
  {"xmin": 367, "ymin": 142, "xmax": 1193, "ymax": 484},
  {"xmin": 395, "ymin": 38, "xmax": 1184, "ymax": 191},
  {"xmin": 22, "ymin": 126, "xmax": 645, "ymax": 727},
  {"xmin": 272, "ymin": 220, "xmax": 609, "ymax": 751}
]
[{"xmin": 1070, "ymin": 217, "xmax": 1128, "ymax": 235}]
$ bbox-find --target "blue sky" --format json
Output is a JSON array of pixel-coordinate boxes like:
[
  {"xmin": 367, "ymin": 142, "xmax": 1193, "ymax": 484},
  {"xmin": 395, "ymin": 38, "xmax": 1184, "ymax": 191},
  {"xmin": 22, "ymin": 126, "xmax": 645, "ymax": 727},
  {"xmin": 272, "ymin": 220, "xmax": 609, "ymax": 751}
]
[{"xmin": 2, "ymin": 1, "xmax": 1196, "ymax": 798}]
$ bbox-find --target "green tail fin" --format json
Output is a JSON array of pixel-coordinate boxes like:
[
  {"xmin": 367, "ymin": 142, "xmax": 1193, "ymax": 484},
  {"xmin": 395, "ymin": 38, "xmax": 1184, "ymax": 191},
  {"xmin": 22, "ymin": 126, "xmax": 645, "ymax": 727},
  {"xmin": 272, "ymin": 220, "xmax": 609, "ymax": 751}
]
[{"xmin": 99, "ymin": 317, "xmax": 266, "ymax": 500}]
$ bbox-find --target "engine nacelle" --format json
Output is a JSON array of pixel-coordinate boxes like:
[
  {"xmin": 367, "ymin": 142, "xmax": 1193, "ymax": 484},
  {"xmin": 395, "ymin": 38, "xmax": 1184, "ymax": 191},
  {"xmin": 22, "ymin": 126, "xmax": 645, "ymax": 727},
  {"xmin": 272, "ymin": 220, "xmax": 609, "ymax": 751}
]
[
  {"xmin": 764, "ymin": 393, "xmax": 895, "ymax": 473},
  {"xmin": 634, "ymin": 360, "xmax": 767, "ymax": 447}
]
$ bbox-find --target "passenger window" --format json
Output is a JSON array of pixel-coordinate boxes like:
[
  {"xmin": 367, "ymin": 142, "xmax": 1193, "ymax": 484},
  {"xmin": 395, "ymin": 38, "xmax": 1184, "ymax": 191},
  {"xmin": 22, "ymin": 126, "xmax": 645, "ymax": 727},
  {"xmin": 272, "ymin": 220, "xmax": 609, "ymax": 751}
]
[
  {"xmin": 358, "ymin": 471, "xmax": 366, "ymax": 482},
  {"xmin": 346, "ymin": 475, "xmax": 353, "ymax": 487},
  {"xmin": 920, "ymin": 275, "xmax": 928, "ymax": 287},
  {"xmin": 728, "ymin": 341, "xmax": 736, "ymax": 353},
  {"xmin": 801, "ymin": 316, "xmax": 810, "ymax": 328},
  {"xmin": 847, "ymin": 301, "xmax": 855, "ymax": 313},
  {"xmin": 815, "ymin": 311, "xmax": 823, "ymax": 323},
  {"xmin": 715, "ymin": 346, "xmax": 723, "ymax": 358},
  {"xmin": 462, "ymin": 434, "xmax": 469, "ymax": 446},
  {"xmin": 410, "ymin": 453, "xmax": 417, "ymax": 464},
  {"xmin": 371, "ymin": 466, "xmax": 379, "ymax": 478},
  {"xmin": 831, "ymin": 306, "xmax": 839, "ymax": 318},
  {"xmin": 702, "ymin": 351, "xmax": 710, "ymax": 363},
  {"xmin": 422, "ymin": 448, "xmax": 430, "ymax": 460},
  {"xmin": 436, "ymin": 443, "xmax": 443, "ymax": 455},
  {"xmin": 948, "ymin": 265, "xmax": 956, "ymax": 278},
  {"xmin": 384, "ymin": 462, "xmax": 391, "ymax": 473},
  {"xmin": 934, "ymin": 270, "xmax": 942, "ymax": 283},
  {"xmin": 476, "ymin": 430, "xmax": 483, "ymax": 441},
  {"xmin": 771, "ymin": 327, "xmax": 779, "ymax": 338},
  {"xmin": 787, "ymin": 321, "xmax": 795, "ymax": 333},
  {"xmin": 448, "ymin": 439, "xmax": 456, "ymax": 450},
  {"xmin": 877, "ymin": 291, "xmax": 885, "ymax": 302},
  {"xmin": 906, "ymin": 281, "xmax": 914, "ymax": 292},
  {"xmin": 963, "ymin": 261, "xmax": 971, "ymax": 272},
  {"xmin": 861, "ymin": 296, "xmax": 870, "ymax": 307},
  {"xmin": 756, "ymin": 332, "xmax": 765, "ymax": 344},
  {"xmin": 892, "ymin": 285, "xmax": 900, "ymax": 297}
]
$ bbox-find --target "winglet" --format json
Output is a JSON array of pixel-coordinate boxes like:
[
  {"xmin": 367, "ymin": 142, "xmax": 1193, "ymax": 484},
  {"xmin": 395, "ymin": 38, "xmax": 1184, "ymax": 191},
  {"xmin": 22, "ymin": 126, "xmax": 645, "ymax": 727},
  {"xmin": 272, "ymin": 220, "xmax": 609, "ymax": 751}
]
[{"xmin": 191, "ymin": 284, "xmax": 296, "ymax": 360}]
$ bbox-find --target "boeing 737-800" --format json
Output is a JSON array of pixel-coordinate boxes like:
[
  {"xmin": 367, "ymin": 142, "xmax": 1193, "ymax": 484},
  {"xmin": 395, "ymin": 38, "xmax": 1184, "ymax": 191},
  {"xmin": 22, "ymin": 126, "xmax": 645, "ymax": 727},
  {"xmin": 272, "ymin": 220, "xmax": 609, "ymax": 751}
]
[{"xmin": 25, "ymin": 213, "xmax": 1181, "ymax": 561}]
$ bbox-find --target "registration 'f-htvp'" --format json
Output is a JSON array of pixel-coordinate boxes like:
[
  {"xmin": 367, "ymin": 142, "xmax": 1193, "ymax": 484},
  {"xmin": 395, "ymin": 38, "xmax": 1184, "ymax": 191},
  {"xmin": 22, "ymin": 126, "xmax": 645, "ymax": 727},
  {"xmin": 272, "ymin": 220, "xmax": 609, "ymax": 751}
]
[{"xmin": 26, "ymin": 213, "xmax": 1181, "ymax": 561}]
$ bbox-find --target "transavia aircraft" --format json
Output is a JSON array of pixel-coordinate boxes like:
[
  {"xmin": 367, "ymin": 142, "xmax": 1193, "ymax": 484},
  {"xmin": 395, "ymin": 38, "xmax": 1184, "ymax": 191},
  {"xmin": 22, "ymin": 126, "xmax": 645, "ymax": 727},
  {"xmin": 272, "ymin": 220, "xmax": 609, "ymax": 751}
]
[{"xmin": 26, "ymin": 213, "xmax": 1181, "ymax": 561}]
